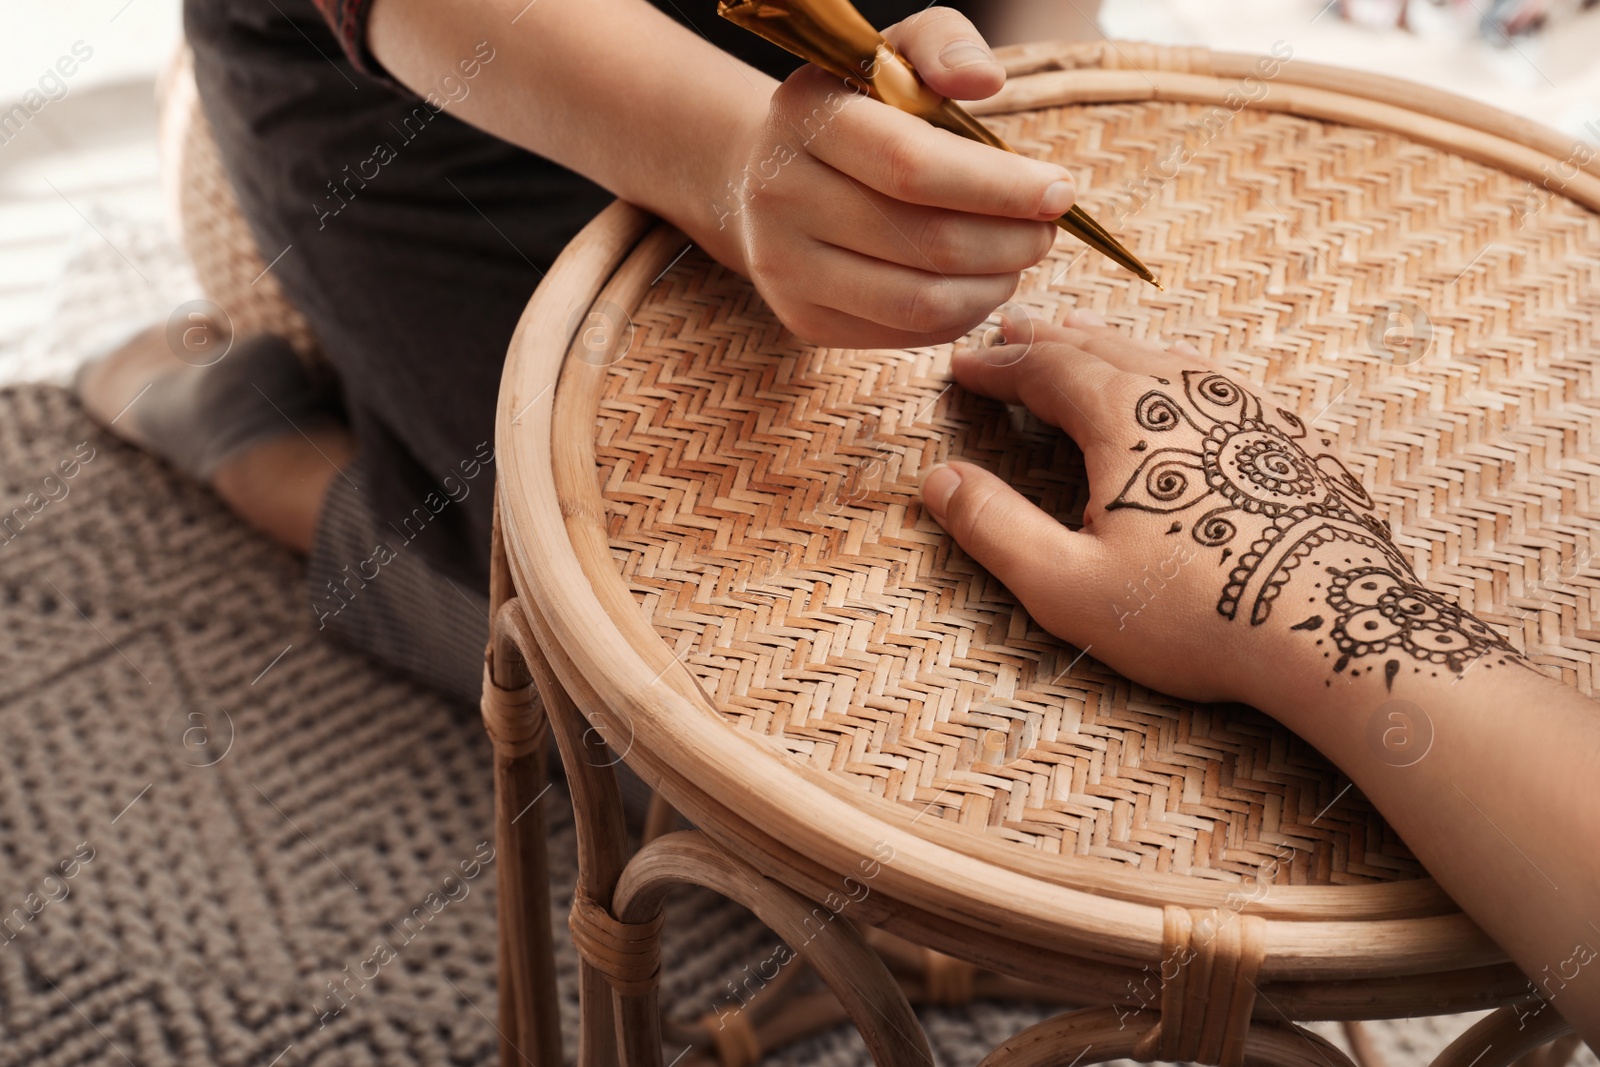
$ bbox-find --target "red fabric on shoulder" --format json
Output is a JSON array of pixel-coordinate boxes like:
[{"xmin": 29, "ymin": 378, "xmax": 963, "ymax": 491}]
[{"xmin": 309, "ymin": 0, "xmax": 388, "ymax": 80}]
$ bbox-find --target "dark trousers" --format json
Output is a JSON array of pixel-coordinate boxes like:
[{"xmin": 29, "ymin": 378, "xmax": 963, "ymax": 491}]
[{"xmin": 183, "ymin": 0, "xmax": 959, "ymax": 695}]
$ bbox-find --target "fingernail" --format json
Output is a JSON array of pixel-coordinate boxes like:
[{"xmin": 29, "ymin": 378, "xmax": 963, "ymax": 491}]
[
  {"xmin": 1172, "ymin": 339, "xmax": 1200, "ymax": 357},
  {"xmin": 1067, "ymin": 307, "xmax": 1105, "ymax": 328},
  {"xmin": 939, "ymin": 41, "xmax": 995, "ymax": 71},
  {"xmin": 1039, "ymin": 178, "xmax": 1075, "ymax": 218},
  {"xmin": 922, "ymin": 464, "xmax": 962, "ymax": 522}
]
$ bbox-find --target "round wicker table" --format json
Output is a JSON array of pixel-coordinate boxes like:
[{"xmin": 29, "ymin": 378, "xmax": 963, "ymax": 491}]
[{"xmin": 481, "ymin": 40, "xmax": 1598, "ymax": 1067}]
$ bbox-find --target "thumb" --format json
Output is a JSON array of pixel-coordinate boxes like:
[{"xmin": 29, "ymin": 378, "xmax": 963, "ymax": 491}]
[
  {"xmin": 922, "ymin": 461, "xmax": 1101, "ymax": 644},
  {"xmin": 881, "ymin": 7, "xmax": 1005, "ymax": 103}
]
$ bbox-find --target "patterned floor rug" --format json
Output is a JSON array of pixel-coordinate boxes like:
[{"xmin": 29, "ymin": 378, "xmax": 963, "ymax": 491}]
[{"xmin": 0, "ymin": 383, "xmax": 1590, "ymax": 1067}]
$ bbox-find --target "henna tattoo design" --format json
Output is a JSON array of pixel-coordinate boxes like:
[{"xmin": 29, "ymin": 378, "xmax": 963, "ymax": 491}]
[{"xmin": 1106, "ymin": 371, "xmax": 1522, "ymax": 686}]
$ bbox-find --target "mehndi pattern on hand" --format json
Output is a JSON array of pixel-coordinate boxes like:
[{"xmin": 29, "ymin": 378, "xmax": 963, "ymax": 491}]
[{"xmin": 1106, "ymin": 369, "xmax": 1524, "ymax": 688}]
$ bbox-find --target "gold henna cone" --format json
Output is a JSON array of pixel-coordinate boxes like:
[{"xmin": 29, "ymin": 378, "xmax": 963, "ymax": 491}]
[{"xmin": 718, "ymin": 0, "xmax": 1161, "ymax": 288}]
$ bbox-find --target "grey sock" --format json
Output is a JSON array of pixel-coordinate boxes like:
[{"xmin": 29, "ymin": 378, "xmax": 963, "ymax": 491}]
[{"xmin": 134, "ymin": 334, "xmax": 341, "ymax": 481}]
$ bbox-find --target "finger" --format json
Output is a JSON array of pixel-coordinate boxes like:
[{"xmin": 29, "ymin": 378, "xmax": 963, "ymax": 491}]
[
  {"xmin": 776, "ymin": 66, "xmax": 1075, "ymax": 221},
  {"xmin": 1051, "ymin": 309, "xmax": 1201, "ymax": 359},
  {"xmin": 921, "ymin": 461, "xmax": 1103, "ymax": 645},
  {"xmin": 808, "ymin": 182, "xmax": 1056, "ymax": 275},
  {"xmin": 880, "ymin": 7, "xmax": 1005, "ymax": 102},
  {"xmin": 950, "ymin": 320, "xmax": 1123, "ymax": 447},
  {"xmin": 732, "ymin": 147, "xmax": 1052, "ymax": 274},
  {"xmin": 1005, "ymin": 307, "xmax": 1188, "ymax": 377},
  {"xmin": 775, "ymin": 301, "xmax": 981, "ymax": 351},
  {"xmin": 792, "ymin": 239, "xmax": 1020, "ymax": 339}
]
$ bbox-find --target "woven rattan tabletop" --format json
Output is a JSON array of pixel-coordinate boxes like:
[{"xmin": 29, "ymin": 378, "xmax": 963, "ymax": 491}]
[{"xmin": 498, "ymin": 41, "xmax": 1598, "ymax": 980}]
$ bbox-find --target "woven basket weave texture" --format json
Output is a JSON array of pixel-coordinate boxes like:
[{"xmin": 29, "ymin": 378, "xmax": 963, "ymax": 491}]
[{"xmin": 593, "ymin": 101, "xmax": 1600, "ymax": 888}]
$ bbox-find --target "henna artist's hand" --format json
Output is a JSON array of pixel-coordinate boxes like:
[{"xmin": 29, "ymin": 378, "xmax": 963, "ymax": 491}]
[
  {"xmin": 919, "ymin": 308, "xmax": 1527, "ymax": 710},
  {"xmin": 719, "ymin": 9, "xmax": 1070, "ymax": 349}
]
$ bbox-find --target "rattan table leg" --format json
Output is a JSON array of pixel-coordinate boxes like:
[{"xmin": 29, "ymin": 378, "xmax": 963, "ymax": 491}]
[
  {"xmin": 979, "ymin": 1006, "xmax": 1354, "ymax": 1067},
  {"xmin": 613, "ymin": 830, "xmax": 933, "ymax": 1067},
  {"xmin": 484, "ymin": 677, "xmax": 560, "ymax": 1067},
  {"xmin": 1428, "ymin": 1005, "xmax": 1576, "ymax": 1067},
  {"xmin": 647, "ymin": 922, "xmax": 1086, "ymax": 1067},
  {"xmin": 1513, "ymin": 1033, "xmax": 1585, "ymax": 1067},
  {"xmin": 499, "ymin": 593, "xmax": 637, "ymax": 1067},
  {"xmin": 642, "ymin": 793, "xmax": 679, "ymax": 845},
  {"xmin": 485, "ymin": 512, "xmax": 564, "ymax": 1067},
  {"xmin": 1341, "ymin": 1022, "xmax": 1390, "ymax": 1067}
]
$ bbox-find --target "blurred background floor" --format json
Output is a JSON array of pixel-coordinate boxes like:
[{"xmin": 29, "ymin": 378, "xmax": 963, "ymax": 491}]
[{"xmin": 0, "ymin": 0, "xmax": 190, "ymax": 386}]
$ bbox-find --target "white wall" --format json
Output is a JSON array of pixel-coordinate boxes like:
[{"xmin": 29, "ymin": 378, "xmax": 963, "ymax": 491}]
[
  {"xmin": 1102, "ymin": 0, "xmax": 1600, "ymax": 143},
  {"xmin": 0, "ymin": 0, "xmax": 182, "ymax": 100},
  {"xmin": 0, "ymin": 2, "xmax": 188, "ymax": 383}
]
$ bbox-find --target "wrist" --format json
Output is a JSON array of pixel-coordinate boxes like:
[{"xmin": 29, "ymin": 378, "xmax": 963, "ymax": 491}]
[
  {"xmin": 1216, "ymin": 561, "xmax": 1536, "ymax": 754},
  {"xmin": 656, "ymin": 89, "xmax": 770, "ymax": 278},
  {"xmin": 1243, "ymin": 625, "xmax": 1544, "ymax": 770}
]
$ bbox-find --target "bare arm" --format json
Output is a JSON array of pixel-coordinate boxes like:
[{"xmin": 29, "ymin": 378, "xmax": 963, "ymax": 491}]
[
  {"xmin": 368, "ymin": 0, "xmax": 770, "ymax": 272},
  {"xmin": 1292, "ymin": 658, "xmax": 1600, "ymax": 1043},
  {"xmin": 366, "ymin": 0, "xmax": 1077, "ymax": 348}
]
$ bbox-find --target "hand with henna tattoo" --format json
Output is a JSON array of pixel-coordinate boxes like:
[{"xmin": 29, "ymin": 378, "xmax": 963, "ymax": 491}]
[
  {"xmin": 921, "ymin": 303, "xmax": 1600, "ymax": 1049},
  {"xmin": 921, "ymin": 307, "xmax": 1600, "ymax": 1046},
  {"xmin": 1106, "ymin": 354, "xmax": 1524, "ymax": 690},
  {"xmin": 920, "ymin": 306, "xmax": 1528, "ymax": 707}
]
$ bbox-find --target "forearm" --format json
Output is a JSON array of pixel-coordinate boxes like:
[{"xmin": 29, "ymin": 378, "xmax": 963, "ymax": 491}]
[
  {"xmin": 1263, "ymin": 640, "xmax": 1600, "ymax": 1044},
  {"xmin": 367, "ymin": 0, "xmax": 772, "ymax": 269}
]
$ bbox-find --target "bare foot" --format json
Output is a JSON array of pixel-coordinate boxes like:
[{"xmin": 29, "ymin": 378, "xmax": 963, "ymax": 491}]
[
  {"xmin": 74, "ymin": 324, "xmax": 184, "ymax": 452},
  {"xmin": 75, "ymin": 325, "xmax": 354, "ymax": 554}
]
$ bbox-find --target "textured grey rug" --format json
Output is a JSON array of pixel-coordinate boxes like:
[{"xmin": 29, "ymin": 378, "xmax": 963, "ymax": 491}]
[{"xmin": 0, "ymin": 383, "xmax": 1589, "ymax": 1067}]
